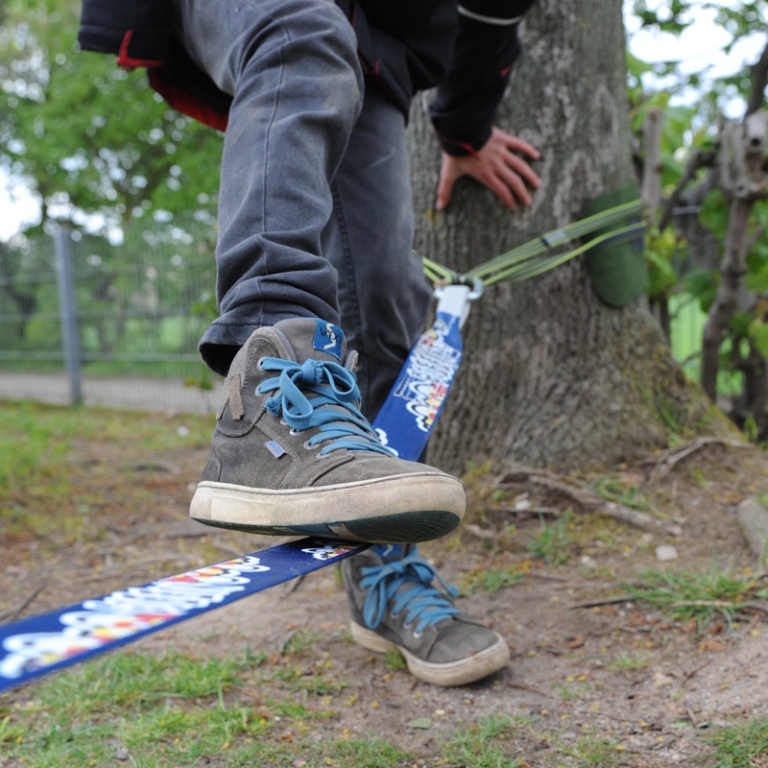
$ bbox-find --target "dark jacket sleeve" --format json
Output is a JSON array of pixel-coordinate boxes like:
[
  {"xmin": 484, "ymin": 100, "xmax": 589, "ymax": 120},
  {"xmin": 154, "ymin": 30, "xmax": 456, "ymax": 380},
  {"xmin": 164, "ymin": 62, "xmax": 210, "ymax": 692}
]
[
  {"xmin": 78, "ymin": 0, "xmax": 232, "ymax": 131},
  {"xmin": 430, "ymin": 0, "xmax": 535, "ymax": 156},
  {"xmin": 78, "ymin": 0, "xmax": 172, "ymax": 66}
]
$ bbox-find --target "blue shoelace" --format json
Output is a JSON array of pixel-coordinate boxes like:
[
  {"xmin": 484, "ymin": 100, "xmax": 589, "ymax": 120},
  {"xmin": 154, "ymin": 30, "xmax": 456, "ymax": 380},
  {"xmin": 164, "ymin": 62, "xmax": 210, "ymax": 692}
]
[
  {"xmin": 360, "ymin": 551, "xmax": 460, "ymax": 636},
  {"xmin": 257, "ymin": 357, "xmax": 393, "ymax": 456}
]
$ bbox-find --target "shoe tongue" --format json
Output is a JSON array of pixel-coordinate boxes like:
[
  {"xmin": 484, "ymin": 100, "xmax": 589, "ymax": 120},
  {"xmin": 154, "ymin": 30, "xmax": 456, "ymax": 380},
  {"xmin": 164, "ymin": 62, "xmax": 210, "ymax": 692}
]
[
  {"xmin": 372, "ymin": 544, "xmax": 417, "ymax": 562},
  {"xmin": 273, "ymin": 318, "xmax": 346, "ymax": 364}
]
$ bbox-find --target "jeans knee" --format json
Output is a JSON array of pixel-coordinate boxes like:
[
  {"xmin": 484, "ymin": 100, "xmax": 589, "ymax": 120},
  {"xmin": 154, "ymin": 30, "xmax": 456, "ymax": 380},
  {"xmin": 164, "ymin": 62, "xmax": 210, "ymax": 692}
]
[{"xmin": 240, "ymin": 0, "xmax": 362, "ymax": 109}]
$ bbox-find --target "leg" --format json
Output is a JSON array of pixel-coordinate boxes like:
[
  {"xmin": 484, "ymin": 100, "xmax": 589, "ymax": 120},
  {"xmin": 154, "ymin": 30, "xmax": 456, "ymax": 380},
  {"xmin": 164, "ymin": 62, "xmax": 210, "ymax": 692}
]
[
  {"xmin": 322, "ymin": 82, "xmax": 432, "ymax": 420},
  {"xmin": 173, "ymin": 0, "xmax": 466, "ymax": 543},
  {"xmin": 171, "ymin": 0, "xmax": 364, "ymax": 376},
  {"xmin": 322, "ymin": 85, "xmax": 506, "ymax": 685}
]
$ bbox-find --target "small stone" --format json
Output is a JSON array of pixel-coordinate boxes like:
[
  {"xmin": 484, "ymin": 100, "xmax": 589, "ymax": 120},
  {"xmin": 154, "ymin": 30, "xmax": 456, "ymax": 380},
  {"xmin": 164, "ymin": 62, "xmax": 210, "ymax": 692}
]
[
  {"xmin": 652, "ymin": 671, "xmax": 674, "ymax": 687},
  {"xmin": 580, "ymin": 555, "xmax": 597, "ymax": 569},
  {"xmin": 737, "ymin": 497, "xmax": 768, "ymax": 558},
  {"xmin": 655, "ymin": 545, "xmax": 678, "ymax": 562},
  {"xmin": 116, "ymin": 746, "xmax": 130, "ymax": 761}
]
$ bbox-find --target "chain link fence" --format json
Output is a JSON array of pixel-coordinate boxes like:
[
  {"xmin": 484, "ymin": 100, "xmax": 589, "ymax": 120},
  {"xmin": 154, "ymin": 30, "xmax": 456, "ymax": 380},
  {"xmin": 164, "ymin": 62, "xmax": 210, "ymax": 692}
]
[
  {"xmin": 0, "ymin": 217, "xmax": 713, "ymax": 416},
  {"xmin": 0, "ymin": 216, "xmax": 223, "ymax": 413}
]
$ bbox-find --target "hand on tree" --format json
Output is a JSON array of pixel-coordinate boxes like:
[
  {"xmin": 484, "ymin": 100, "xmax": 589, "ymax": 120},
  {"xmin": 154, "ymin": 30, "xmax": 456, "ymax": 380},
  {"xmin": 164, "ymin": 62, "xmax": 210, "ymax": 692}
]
[{"xmin": 436, "ymin": 126, "xmax": 541, "ymax": 211}]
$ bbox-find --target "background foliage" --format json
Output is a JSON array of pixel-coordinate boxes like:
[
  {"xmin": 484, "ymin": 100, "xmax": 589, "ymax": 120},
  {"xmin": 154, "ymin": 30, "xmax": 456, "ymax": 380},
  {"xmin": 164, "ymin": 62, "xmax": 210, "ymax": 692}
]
[
  {"xmin": 627, "ymin": 0, "xmax": 768, "ymax": 438},
  {"xmin": 1, "ymin": 0, "xmax": 768, "ymax": 437},
  {"xmin": 0, "ymin": 0, "xmax": 222, "ymax": 235}
]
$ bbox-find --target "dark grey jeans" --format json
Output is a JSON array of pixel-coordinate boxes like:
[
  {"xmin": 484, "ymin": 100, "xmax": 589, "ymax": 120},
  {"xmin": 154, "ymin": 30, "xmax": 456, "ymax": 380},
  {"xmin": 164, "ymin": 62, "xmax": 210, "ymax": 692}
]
[{"xmin": 171, "ymin": 0, "xmax": 432, "ymax": 418}]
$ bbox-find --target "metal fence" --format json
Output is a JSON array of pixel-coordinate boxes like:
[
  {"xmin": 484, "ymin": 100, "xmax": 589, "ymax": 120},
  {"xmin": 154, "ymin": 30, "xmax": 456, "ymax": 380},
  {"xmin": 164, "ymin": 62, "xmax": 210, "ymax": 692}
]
[
  {"xmin": 0, "ymin": 217, "xmax": 224, "ymax": 414},
  {"xmin": 0, "ymin": 220, "xmax": 710, "ymax": 415}
]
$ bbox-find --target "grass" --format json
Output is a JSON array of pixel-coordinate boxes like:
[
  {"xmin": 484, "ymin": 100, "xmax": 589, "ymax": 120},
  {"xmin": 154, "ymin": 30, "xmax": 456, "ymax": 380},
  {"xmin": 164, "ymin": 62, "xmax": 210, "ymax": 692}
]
[
  {"xmin": 0, "ymin": 403, "xmax": 82, "ymax": 491},
  {"xmin": 0, "ymin": 651, "xmax": 535, "ymax": 768},
  {"xmin": 1, "ymin": 401, "xmax": 210, "ymax": 478},
  {"xmin": 605, "ymin": 651, "xmax": 654, "ymax": 673},
  {"xmin": 461, "ymin": 566, "xmax": 526, "ymax": 595},
  {"xmin": 623, "ymin": 565, "xmax": 768, "ymax": 627},
  {"xmin": 1, "ymin": 650, "xmax": 274, "ymax": 767},
  {"xmin": 0, "ymin": 401, "xmax": 212, "ymax": 545},
  {"xmin": 557, "ymin": 734, "xmax": 628, "ymax": 767},
  {"xmin": 439, "ymin": 713, "xmax": 528, "ymax": 768},
  {"xmin": 383, "ymin": 648, "xmax": 408, "ymax": 671},
  {"xmin": 669, "ymin": 293, "xmax": 744, "ymax": 398},
  {"xmin": 0, "ymin": 400, "xmax": 210, "ymax": 491},
  {"xmin": 2, "ymin": 401, "xmax": 768, "ymax": 767},
  {"xmin": 526, "ymin": 512, "xmax": 575, "ymax": 566},
  {"xmin": 1, "ymin": 649, "xmax": 333, "ymax": 766},
  {"xmin": 704, "ymin": 717, "xmax": 768, "ymax": 767},
  {"xmin": 592, "ymin": 477, "xmax": 658, "ymax": 514}
]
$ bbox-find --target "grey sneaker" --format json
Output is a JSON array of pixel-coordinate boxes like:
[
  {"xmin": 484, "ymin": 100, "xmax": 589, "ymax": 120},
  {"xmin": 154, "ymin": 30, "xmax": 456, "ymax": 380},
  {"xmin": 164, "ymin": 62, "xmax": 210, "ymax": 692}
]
[
  {"xmin": 342, "ymin": 545, "xmax": 510, "ymax": 686},
  {"xmin": 190, "ymin": 319, "xmax": 465, "ymax": 543}
]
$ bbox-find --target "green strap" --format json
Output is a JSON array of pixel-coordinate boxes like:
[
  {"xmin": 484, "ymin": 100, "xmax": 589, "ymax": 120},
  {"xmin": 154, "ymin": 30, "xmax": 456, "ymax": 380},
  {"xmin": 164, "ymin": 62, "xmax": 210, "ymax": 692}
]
[
  {"xmin": 480, "ymin": 222, "xmax": 645, "ymax": 287},
  {"xmin": 422, "ymin": 199, "xmax": 644, "ymax": 289},
  {"xmin": 422, "ymin": 256, "xmax": 456, "ymax": 285}
]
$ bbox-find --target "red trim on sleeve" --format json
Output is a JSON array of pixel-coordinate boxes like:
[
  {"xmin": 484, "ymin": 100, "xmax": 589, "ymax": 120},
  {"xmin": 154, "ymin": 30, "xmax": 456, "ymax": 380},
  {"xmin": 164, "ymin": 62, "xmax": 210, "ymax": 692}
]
[
  {"xmin": 432, "ymin": 127, "xmax": 481, "ymax": 159},
  {"xmin": 117, "ymin": 31, "xmax": 165, "ymax": 70},
  {"xmin": 148, "ymin": 69, "xmax": 230, "ymax": 132}
]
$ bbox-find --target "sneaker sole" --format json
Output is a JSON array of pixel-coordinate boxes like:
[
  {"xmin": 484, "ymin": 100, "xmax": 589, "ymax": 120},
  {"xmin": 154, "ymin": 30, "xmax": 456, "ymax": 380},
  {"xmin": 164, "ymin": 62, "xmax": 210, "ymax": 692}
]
[
  {"xmin": 350, "ymin": 620, "xmax": 510, "ymax": 687},
  {"xmin": 189, "ymin": 474, "xmax": 464, "ymax": 544}
]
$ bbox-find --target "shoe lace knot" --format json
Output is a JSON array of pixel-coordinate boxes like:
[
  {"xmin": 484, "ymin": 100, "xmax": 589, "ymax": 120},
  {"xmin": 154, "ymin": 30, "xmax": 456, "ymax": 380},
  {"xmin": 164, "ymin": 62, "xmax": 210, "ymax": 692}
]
[
  {"xmin": 359, "ymin": 552, "xmax": 460, "ymax": 635},
  {"xmin": 257, "ymin": 357, "xmax": 393, "ymax": 456}
]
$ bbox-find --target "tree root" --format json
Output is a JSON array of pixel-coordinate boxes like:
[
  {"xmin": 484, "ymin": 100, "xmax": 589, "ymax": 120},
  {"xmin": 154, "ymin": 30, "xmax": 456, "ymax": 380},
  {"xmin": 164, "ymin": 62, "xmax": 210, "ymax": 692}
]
[
  {"xmin": 497, "ymin": 467, "xmax": 683, "ymax": 537},
  {"xmin": 640, "ymin": 436, "xmax": 751, "ymax": 482}
]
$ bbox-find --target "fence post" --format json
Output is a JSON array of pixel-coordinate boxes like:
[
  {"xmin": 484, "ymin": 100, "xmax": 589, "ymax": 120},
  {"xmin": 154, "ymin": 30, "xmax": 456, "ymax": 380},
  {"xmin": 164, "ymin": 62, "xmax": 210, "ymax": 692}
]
[{"xmin": 54, "ymin": 227, "xmax": 83, "ymax": 406}]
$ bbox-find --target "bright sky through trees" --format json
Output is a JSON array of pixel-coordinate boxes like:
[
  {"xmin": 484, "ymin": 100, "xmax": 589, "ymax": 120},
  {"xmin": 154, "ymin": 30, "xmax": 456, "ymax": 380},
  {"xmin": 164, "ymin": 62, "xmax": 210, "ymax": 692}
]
[
  {"xmin": 624, "ymin": 0, "xmax": 766, "ymax": 118},
  {"xmin": 0, "ymin": 1, "xmax": 765, "ymax": 241}
]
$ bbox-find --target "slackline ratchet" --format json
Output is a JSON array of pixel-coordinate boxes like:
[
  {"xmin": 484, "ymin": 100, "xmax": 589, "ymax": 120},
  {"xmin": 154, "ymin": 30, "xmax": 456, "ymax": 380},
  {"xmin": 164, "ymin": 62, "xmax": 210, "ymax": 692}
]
[
  {"xmin": 0, "ymin": 201, "xmax": 641, "ymax": 692},
  {"xmin": 0, "ymin": 284, "xmax": 475, "ymax": 693}
]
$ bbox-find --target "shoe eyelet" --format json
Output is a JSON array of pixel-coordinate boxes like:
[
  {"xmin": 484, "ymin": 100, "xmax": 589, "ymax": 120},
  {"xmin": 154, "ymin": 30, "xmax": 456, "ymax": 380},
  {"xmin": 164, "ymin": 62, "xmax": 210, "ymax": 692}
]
[
  {"xmin": 302, "ymin": 440, "xmax": 313, "ymax": 450},
  {"xmin": 412, "ymin": 630, "xmax": 422, "ymax": 639},
  {"xmin": 257, "ymin": 357, "xmax": 266, "ymax": 370},
  {"xmin": 289, "ymin": 428, "xmax": 300, "ymax": 436}
]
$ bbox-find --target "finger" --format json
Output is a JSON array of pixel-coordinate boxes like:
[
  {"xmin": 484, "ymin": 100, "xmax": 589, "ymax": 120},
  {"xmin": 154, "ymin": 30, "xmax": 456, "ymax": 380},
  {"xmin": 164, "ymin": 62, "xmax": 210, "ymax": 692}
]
[
  {"xmin": 503, "ymin": 152, "xmax": 541, "ymax": 189},
  {"xmin": 436, "ymin": 166, "xmax": 458, "ymax": 211},
  {"xmin": 483, "ymin": 172, "xmax": 518, "ymax": 211},
  {"xmin": 461, "ymin": 161, "xmax": 524, "ymax": 210},
  {"xmin": 495, "ymin": 166, "xmax": 533, "ymax": 207},
  {"xmin": 499, "ymin": 133, "xmax": 541, "ymax": 160}
]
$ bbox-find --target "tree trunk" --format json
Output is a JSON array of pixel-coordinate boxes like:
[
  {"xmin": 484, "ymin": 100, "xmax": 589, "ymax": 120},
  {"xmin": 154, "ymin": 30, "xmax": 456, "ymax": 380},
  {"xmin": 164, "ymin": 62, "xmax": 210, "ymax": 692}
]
[{"xmin": 408, "ymin": 0, "xmax": 736, "ymax": 474}]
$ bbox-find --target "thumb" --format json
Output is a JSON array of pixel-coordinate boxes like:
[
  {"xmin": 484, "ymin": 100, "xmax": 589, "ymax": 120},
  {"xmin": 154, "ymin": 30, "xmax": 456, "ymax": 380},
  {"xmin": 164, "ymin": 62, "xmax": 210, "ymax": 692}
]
[{"xmin": 435, "ymin": 171, "xmax": 455, "ymax": 212}]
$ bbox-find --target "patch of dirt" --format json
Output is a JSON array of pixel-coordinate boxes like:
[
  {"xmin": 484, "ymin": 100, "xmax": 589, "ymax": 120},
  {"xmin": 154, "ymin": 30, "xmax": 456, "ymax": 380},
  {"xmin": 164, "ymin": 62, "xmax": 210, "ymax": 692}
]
[{"xmin": 3, "ymin": 428, "xmax": 768, "ymax": 766}]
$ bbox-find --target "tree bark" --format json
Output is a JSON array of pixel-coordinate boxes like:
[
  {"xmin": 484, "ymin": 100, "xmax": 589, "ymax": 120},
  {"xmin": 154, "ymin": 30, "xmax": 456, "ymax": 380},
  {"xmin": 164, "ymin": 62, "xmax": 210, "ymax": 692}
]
[{"xmin": 407, "ymin": 0, "xmax": 736, "ymax": 474}]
